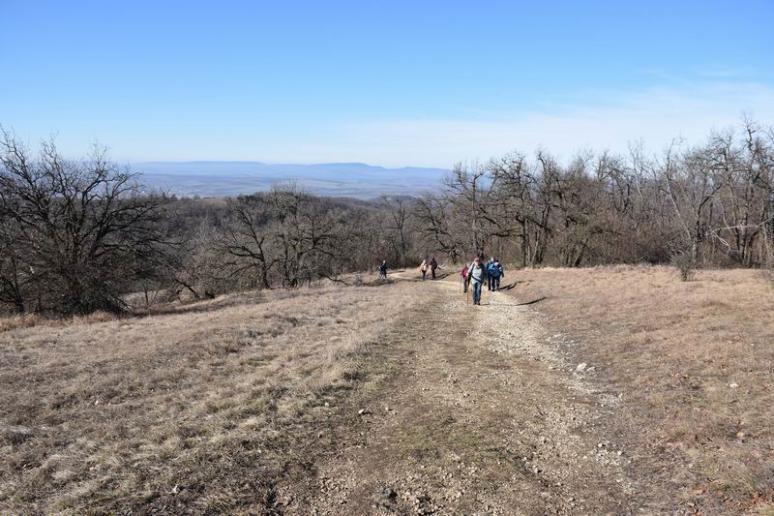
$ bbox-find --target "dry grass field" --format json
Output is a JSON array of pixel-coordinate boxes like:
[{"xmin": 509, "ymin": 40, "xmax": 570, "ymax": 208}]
[
  {"xmin": 506, "ymin": 265, "xmax": 774, "ymax": 514},
  {"xmin": 0, "ymin": 281, "xmax": 428, "ymax": 514},
  {"xmin": 1, "ymin": 266, "xmax": 772, "ymax": 514}
]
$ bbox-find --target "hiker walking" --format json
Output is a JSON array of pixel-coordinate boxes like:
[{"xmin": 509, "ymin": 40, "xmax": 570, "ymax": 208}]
[
  {"xmin": 460, "ymin": 262, "xmax": 469, "ymax": 293},
  {"xmin": 378, "ymin": 260, "xmax": 388, "ymax": 280},
  {"xmin": 430, "ymin": 256, "xmax": 438, "ymax": 280},
  {"xmin": 467, "ymin": 256, "xmax": 485, "ymax": 305},
  {"xmin": 488, "ymin": 258, "xmax": 504, "ymax": 291},
  {"xmin": 419, "ymin": 257, "xmax": 428, "ymax": 280},
  {"xmin": 485, "ymin": 256, "xmax": 495, "ymax": 290}
]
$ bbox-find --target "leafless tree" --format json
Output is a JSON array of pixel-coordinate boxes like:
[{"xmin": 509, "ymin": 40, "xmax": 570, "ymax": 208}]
[
  {"xmin": 224, "ymin": 196, "xmax": 277, "ymax": 289},
  {"xmin": 379, "ymin": 196, "xmax": 414, "ymax": 266},
  {"xmin": 413, "ymin": 194, "xmax": 463, "ymax": 262},
  {"xmin": 0, "ymin": 131, "xmax": 167, "ymax": 314}
]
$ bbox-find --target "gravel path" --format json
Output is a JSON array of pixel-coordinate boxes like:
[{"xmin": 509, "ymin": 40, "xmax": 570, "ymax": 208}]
[{"xmin": 288, "ymin": 278, "xmax": 638, "ymax": 515}]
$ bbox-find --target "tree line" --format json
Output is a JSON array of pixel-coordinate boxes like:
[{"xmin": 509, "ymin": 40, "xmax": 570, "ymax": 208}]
[
  {"xmin": 0, "ymin": 130, "xmax": 421, "ymax": 315},
  {"xmin": 1, "ymin": 119, "xmax": 772, "ymax": 315},
  {"xmin": 418, "ymin": 118, "xmax": 774, "ymax": 272}
]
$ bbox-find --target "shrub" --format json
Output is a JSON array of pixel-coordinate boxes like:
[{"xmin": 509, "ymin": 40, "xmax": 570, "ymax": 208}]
[{"xmin": 671, "ymin": 251, "xmax": 696, "ymax": 282}]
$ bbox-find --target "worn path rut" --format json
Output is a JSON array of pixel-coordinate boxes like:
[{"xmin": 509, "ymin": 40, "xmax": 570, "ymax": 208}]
[{"xmin": 283, "ymin": 276, "xmax": 641, "ymax": 515}]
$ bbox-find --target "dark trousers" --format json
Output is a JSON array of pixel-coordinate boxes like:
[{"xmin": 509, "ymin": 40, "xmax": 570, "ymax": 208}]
[
  {"xmin": 431, "ymin": 267, "xmax": 436, "ymax": 279},
  {"xmin": 491, "ymin": 276, "xmax": 500, "ymax": 291}
]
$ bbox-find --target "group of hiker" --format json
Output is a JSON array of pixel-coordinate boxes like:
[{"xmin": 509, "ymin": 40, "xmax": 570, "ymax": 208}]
[
  {"xmin": 460, "ymin": 255, "xmax": 504, "ymax": 305},
  {"xmin": 418, "ymin": 256, "xmax": 439, "ymax": 280},
  {"xmin": 376, "ymin": 254, "xmax": 504, "ymax": 306}
]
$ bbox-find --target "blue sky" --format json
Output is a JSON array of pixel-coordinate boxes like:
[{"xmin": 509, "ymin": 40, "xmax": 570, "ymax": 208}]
[{"xmin": 2, "ymin": 0, "xmax": 773, "ymax": 167}]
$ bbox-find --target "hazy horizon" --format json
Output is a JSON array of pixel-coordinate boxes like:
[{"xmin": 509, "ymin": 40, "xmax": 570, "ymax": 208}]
[{"xmin": 133, "ymin": 160, "xmax": 449, "ymax": 199}]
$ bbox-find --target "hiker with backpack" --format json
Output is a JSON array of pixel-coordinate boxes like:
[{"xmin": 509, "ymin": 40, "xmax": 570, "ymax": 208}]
[
  {"xmin": 460, "ymin": 262, "xmax": 469, "ymax": 293},
  {"xmin": 467, "ymin": 256, "xmax": 485, "ymax": 305},
  {"xmin": 378, "ymin": 260, "xmax": 388, "ymax": 280},
  {"xmin": 488, "ymin": 258, "xmax": 504, "ymax": 291},
  {"xmin": 430, "ymin": 256, "xmax": 438, "ymax": 280},
  {"xmin": 485, "ymin": 256, "xmax": 495, "ymax": 290}
]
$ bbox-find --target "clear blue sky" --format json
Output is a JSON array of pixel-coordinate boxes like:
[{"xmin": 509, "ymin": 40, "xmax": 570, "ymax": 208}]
[{"xmin": 2, "ymin": 0, "xmax": 773, "ymax": 167}]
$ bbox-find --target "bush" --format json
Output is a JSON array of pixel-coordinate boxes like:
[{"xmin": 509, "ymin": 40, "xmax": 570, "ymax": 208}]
[{"xmin": 671, "ymin": 251, "xmax": 696, "ymax": 282}]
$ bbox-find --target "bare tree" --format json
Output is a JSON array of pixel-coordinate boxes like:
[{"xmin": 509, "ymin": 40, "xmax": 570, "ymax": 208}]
[
  {"xmin": 0, "ymin": 220, "xmax": 26, "ymax": 312},
  {"xmin": 446, "ymin": 162, "xmax": 489, "ymax": 254},
  {"xmin": 659, "ymin": 142, "xmax": 722, "ymax": 266},
  {"xmin": 224, "ymin": 196, "xmax": 277, "ymax": 289},
  {"xmin": 414, "ymin": 194, "xmax": 463, "ymax": 262},
  {"xmin": 0, "ymin": 131, "xmax": 167, "ymax": 314},
  {"xmin": 709, "ymin": 120, "xmax": 773, "ymax": 266},
  {"xmin": 379, "ymin": 196, "xmax": 414, "ymax": 266}
]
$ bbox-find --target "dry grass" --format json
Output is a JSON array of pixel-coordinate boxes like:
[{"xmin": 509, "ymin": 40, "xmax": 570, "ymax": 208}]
[
  {"xmin": 507, "ymin": 265, "xmax": 774, "ymax": 513},
  {"xmin": 0, "ymin": 282, "xmax": 423, "ymax": 514}
]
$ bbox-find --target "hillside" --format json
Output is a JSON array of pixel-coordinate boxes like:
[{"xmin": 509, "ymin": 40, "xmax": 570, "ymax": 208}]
[{"xmin": 1, "ymin": 267, "xmax": 772, "ymax": 514}]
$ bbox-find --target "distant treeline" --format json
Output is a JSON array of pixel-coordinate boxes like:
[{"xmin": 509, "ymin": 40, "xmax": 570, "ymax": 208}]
[{"xmin": 1, "ymin": 119, "xmax": 772, "ymax": 315}]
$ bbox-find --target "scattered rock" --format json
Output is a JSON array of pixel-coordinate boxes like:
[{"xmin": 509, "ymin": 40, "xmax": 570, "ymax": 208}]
[
  {"xmin": 575, "ymin": 362, "xmax": 588, "ymax": 372},
  {"xmin": 729, "ymin": 382, "xmax": 739, "ymax": 389},
  {"xmin": 382, "ymin": 487, "xmax": 397, "ymax": 500},
  {"xmin": 358, "ymin": 408, "xmax": 370, "ymax": 416}
]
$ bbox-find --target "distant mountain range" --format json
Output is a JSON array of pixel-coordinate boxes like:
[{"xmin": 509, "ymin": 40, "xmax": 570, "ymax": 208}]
[{"xmin": 133, "ymin": 161, "xmax": 449, "ymax": 199}]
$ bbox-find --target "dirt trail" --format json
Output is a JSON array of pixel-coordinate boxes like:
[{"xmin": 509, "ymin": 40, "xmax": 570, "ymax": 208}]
[{"xmin": 285, "ymin": 277, "xmax": 640, "ymax": 515}]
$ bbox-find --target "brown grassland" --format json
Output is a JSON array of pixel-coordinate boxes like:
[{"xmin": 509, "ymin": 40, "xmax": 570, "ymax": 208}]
[
  {"xmin": 0, "ymin": 281, "xmax": 428, "ymax": 514},
  {"xmin": 507, "ymin": 266, "xmax": 774, "ymax": 514},
  {"xmin": 0, "ymin": 266, "xmax": 773, "ymax": 514}
]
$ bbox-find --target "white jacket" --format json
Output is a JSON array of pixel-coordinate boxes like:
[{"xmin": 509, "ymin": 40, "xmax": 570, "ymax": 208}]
[{"xmin": 467, "ymin": 263, "xmax": 484, "ymax": 283}]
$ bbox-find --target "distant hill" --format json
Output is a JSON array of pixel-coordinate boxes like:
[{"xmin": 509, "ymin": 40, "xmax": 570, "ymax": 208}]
[{"xmin": 133, "ymin": 161, "xmax": 449, "ymax": 199}]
